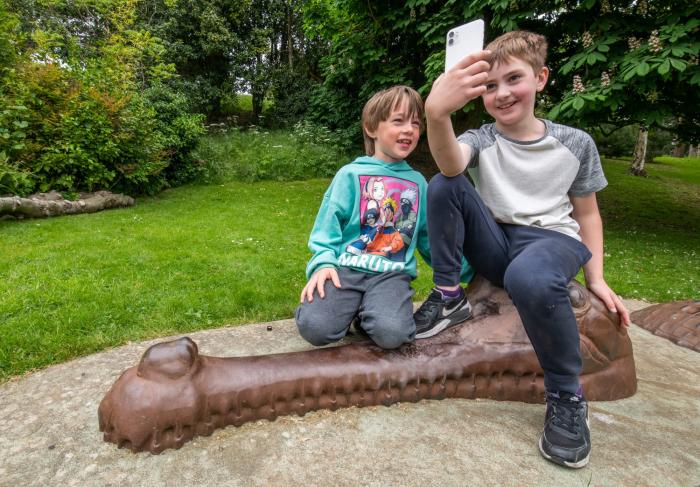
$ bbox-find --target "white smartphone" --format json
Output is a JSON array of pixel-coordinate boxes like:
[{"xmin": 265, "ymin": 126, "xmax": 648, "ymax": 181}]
[{"xmin": 445, "ymin": 19, "xmax": 485, "ymax": 72}]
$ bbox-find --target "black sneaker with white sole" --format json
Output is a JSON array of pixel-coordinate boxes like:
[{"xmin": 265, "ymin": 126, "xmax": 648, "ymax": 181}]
[
  {"xmin": 539, "ymin": 391, "xmax": 591, "ymax": 469},
  {"xmin": 413, "ymin": 288, "xmax": 473, "ymax": 339}
]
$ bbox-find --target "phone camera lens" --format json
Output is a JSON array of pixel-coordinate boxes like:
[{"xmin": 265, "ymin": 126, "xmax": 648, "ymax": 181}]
[
  {"xmin": 448, "ymin": 39, "xmax": 454, "ymax": 45},
  {"xmin": 448, "ymin": 32, "xmax": 454, "ymax": 38}
]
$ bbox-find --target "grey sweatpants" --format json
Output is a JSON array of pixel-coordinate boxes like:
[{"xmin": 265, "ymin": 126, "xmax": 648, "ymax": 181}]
[{"xmin": 295, "ymin": 267, "xmax": 416, "ymax": 349}]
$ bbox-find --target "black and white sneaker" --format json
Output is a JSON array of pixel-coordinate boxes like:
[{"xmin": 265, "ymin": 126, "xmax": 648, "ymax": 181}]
[
  {"xmin": 413, "ymin": 288, "xmax": 473, "ymax": 339},
  {"xmin": 539, "ymin": 391, "xmax": 591, "ymax": 469}
]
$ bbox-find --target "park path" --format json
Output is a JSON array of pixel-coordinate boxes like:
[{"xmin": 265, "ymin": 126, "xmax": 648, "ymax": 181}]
[{"xmin": 1, "ymin": 299, "xmax": 698, "ymax": 486}]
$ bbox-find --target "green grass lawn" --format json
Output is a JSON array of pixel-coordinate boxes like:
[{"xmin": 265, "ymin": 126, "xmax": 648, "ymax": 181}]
[
  {"xmin": 0, "ymin": 180, "xmax": 325, "ymax": 380},
  {"xmin": 594, "ymin": 157, "xmax": 699, "ymax": 300},
  {"xmin": 1, "ymin": 155, "xmax": 698, "ymax": 381},
  {"xmin": 233, "ymin": 93, "xmax": 274, "ymax": 114}
]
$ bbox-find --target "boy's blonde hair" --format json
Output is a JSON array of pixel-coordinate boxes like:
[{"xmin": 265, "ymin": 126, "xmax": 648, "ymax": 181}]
[
  {"xmin": 485, "ymin": 30, "xmax": 548, "ymax": 73},
  {"xmin": 362, "ymin": 85, "xmax": 424, "ymax": 156}
]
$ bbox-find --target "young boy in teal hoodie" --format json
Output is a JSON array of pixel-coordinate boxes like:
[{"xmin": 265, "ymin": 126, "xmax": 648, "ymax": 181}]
[{"xmin": 295, "ymin": 85, "xmax": 474, "ymax": 349}]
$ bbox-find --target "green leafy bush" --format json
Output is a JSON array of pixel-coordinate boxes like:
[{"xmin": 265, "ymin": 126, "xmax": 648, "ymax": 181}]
[
  {"xmin": 267, "ymin": 66, "xmax": 315, "ymax": 128},
  {"xmin": 144, "ymin": 83, "xmax": 206, "ymax": 187},
  {"xmin": 0, "ymin": 1, "xmax": 205, "ymax": 197},
  {"xmin": 0, "ymin": 154, "xmax": 32, "ymax": 196},
  {"xmin": 0, "ymin": 72, "xmax": 204, "ymax": 197},
  {"xmin": 1, "ymin": 61, "xmax": 168, "ymax": 195},
  {"xmin": 0, "ymin": 104, "xmax": 32, "ymax": 195}
]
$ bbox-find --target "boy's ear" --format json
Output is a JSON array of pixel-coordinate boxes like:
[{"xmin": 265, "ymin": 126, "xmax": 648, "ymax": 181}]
[
  {"xmin": 363, "ymin": 123, "xmax": 377, "ymax": 139},
  {"xmin": 536, "ymin": 66, "xmax": 550, "ymax": 92}
]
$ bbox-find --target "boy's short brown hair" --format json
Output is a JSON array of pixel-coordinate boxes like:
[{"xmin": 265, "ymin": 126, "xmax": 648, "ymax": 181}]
[
  {"xmin": 485, "ymin": 30, "xmax": 548, "ymax": 73},
  {"xmin": 362, "ymin": 85, "xmax": 424, "ymax": 156}
]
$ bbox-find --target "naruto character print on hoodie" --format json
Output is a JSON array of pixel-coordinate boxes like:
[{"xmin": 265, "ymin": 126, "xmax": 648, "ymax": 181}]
[{"xmin": 345, "ymin": 175, "xmax": 419, "ymax": 263}]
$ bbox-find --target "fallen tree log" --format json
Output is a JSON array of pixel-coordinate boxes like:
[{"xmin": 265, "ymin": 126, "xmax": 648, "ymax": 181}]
[{"xmin": 0, "ymin": 191, "xmax": 135, "ymax": 219}]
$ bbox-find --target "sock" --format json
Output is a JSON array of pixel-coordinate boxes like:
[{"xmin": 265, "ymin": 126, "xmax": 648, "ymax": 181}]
[{"xmin": 436, "ymin": 286, "xmax": 463, "ymax": 300}]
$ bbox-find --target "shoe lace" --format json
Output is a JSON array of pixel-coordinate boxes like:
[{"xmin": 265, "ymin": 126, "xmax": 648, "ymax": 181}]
[
  {"xmin": 414, "ymin": 290, "xmax": 443, "ymax": 321},
  {"xmin": 550, "ymin": 394, "xmax": 584, "ymax": 434}
]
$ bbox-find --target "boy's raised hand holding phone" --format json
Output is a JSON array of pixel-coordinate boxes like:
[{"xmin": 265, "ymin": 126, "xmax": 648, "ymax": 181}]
[
  {"xmin": 426, "ymin": 52, "xmax": 491, "ymax": 119},
  {"xmin": 428, "ymin": 18, "xmax": 489, "ymax": 119},
  {"xmin": 425, "ymin": 51, "xmax": 491, "ymax": 176},
  {"xmin": 423, "ymin": 19, "xmax": 490, "ymax": 175}
]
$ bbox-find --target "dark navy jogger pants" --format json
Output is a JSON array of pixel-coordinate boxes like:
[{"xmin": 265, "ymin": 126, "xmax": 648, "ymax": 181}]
[{"xmin": 428, "ymin": 173, "xmax": 592, "ymax": 394}]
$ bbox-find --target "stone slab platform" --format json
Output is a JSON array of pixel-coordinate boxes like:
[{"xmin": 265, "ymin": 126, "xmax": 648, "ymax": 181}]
[{"xmin": 1, "ymin": 300, "xmax": 698, "ymax": 486}]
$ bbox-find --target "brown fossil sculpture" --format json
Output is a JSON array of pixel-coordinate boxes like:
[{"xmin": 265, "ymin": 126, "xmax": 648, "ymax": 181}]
[
  {"xmin": 631, "ymin": 300, "xmax": 700, "ymax": 352},
  {"xmin": 98, "ymin": 277, "xmax": 637, "ymax": 454}
]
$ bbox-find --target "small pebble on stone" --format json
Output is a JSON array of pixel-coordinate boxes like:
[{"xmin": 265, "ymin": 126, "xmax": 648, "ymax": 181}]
[{"xmin": 267, "ymin": 326, "xmax": 273, "ymax": 331}]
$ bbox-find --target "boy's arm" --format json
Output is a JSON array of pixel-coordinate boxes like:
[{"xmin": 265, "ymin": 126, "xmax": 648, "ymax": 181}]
[
  {"xmin": 571, "ymin": 193, "xmax": 631, "ymax": 327},
  {"xmin": 301, "ymin": 174, "xmax": 352, "ymax": 303},
  {"xmin": 425, "ymin": 51, "xmax": 490, "ymax": 176}
]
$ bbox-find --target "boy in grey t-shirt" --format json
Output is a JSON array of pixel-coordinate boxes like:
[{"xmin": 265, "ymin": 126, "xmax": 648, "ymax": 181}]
[{"xmin": 415, "ymin": 30, "xmax": 630, "ymax": 468}]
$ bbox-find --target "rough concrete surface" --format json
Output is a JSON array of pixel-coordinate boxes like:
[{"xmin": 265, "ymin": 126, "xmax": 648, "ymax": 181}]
[{"xmin": 1, "ymin": 300, "xmax": 698, "ymax": 487}]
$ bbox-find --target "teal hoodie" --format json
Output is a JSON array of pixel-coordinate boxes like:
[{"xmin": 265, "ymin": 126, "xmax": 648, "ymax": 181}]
[{"xmin": 306, "ymin": 156, "xmax": 474, "ymax": 283}]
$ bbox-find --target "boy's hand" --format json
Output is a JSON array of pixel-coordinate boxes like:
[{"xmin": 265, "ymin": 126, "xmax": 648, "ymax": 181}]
[
  {"xmin": 300, "ymin": 267, "xmax": 341, "ymax": 303},
  {"xmin": 587, "ymin": 279, "xmax": 631, "ymax": 328},
  {"xmin": 426, "ymin": 50, "xmax": 491, "ymax": 119}
]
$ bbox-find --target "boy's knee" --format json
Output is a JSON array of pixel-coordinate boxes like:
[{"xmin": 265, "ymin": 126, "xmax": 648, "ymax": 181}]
[
  {"xmin": 372, "ymin": 331, "xmax": 412, "ymax": 350},
  {"xmin": 427, "ymin": 173, "xmax": 451, "ymax": 200},
  {"xmin": 428, "ymin": 172, "xmax": 472, "ymax": 204},
  {"xmin": 504, "ymin": 263, "xmax": 566, "ymax": 307},
  {"xmin": 295, "ymin": 306, "xmax": 337, "ymax": 346},
  {"xmin": 367, "ymin": 319, "xmax": 414, "ymax": 350}
]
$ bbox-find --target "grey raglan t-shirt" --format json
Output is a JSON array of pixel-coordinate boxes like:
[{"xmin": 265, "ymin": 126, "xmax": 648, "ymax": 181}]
[{"xmin": 456, "ymin": 119, "xmax": 607, "ymax": 241}]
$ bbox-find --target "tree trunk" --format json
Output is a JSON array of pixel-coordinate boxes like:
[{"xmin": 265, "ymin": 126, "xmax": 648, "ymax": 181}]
[
  {"xmin": 286, "ymin": 5, "xmax": 294, "ymax": 67},
  {"xmin": 0, "ymin": 191, "xmax": 134, "ymax": 219},
  {"xmin": 250, "ymin": 54, "xmax": 265, "ymax": 125},
  {"xmin": 630, "ymin": 125, "xmax": 648, "ymax": 176},
  {"xmin": 250, "ymin": 92, "xmax": 262, "ymax": 125},
  {"xmin": 672, "ymin": 142, "xmax": 688, "ymax": 157},
  {"xmin": 689, "ymin": 144, "xmax": 698, "ymax": 158},
  {"xmin": 271, "ymin": 33, "xmax": 278, "ymax": 66}
]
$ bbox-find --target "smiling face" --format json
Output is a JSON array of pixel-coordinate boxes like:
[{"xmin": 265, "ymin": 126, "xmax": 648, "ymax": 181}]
[
  {"xmin": 481, "ymin": 56, "xmax": 549, "ymax": 138},
  {"xmin": 364, "ymin": 100, "xmax": 421, "ymax": 163}
]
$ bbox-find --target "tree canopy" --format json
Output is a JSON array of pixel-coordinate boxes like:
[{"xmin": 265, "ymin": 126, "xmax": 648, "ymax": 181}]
[
  {"xmin": 546, "ymin": 0, "xmax": 699, "ymax": 145},
  {"xmin": 300, "ymin": 0, "xmax": 699, "ymax": 146},
  {"xmin": 1, "ymin": 0, "xmax": 698, "ymax": 196}
]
